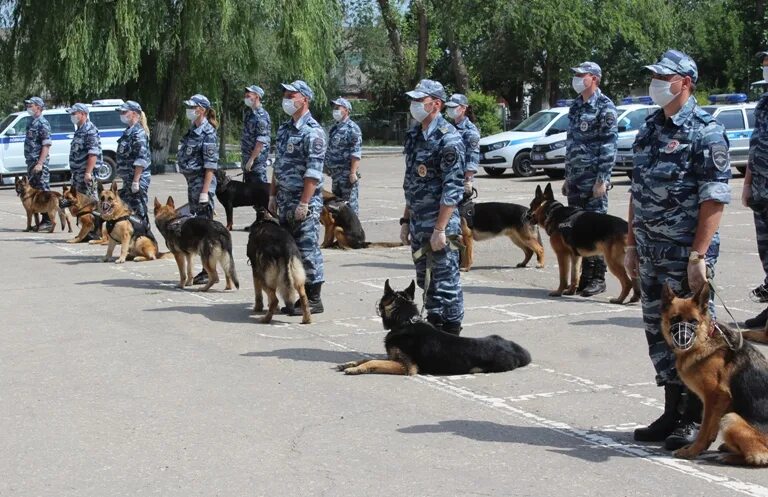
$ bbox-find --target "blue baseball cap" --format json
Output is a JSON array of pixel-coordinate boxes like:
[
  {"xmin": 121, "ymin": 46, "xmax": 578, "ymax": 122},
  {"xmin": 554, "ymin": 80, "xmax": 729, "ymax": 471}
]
[
  {"xmin": 245, "ymin": 85, "xmax": 265, "ymax": 98},
  {"xmin": 445, "ymin": 93, "xmax": 469, "ymax": 108},
  {"xmin": 116, "ymin": 100, "xmax": 142, "ymax": 113},
  {"xmin": 24, "ymin": 97, "xmax": 45, "ymax": 108},
  {"xmin": 281, "ymin": 80, "xmax": 314, "ymax": 101},
  {"xmin": 66, "ymin": 103, "xmax": 89, "ymax": 114},
  {"xmin": 644, "ymin": 49, "xmax": 698, "ymax": 83},
  {"xmin": 406, "ymin": 79, "xmax": 447, "ymax": 101},
  {"xmin": 331, "ymin": 97, "xmax": 352, "ymax": 110},
  {"xmin": 184, "ymin": 94, "xmax": 211, "ymax": 109},
  {"xmin": 570, "ymin": 61, "xmax": 602, "ymax": 78}
]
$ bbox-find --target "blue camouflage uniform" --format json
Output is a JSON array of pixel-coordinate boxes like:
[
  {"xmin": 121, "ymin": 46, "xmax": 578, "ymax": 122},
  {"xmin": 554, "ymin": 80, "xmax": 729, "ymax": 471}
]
[
  {"xmin": 632, "ymin": 53, "xmax": 731, "ymax": 386},
  {"xmin": 68, "ymin": 103, "xmax": 102, "ymax": 199},
  {"xmin": 24, "ymin": 99, "xmax": 52, "ymax": 191},
  {"xmin": 565, "ymin": 63, "xmax": 618, "ymax": 214},
  {"xmin": 747, "ymin": 71, "xmax": 768, "ymax": 290},
  {"xmin": 325, "ymin": 97, "xmax": 363, "ymax": 214},
  {"xmin": 274, "ymin": 81, "xmax": 326, "ymax": 285},
  {"xmin": 178, "ymin": 95, "xmax": 218, "ymax": 219},
  {"xmin": 446, "ymin": 94, "xmax": 480, "ymax": 177},
  {"xmin": 242, "ymin": 85, "xmax": 271, "ymax": 184},
  {"xmin": 404, "ymin": 80, "xmax": 466, "ymax": 327},
  {"xmin": 116, "ymin": 102, "xmax": 152, "ymax": 224}
]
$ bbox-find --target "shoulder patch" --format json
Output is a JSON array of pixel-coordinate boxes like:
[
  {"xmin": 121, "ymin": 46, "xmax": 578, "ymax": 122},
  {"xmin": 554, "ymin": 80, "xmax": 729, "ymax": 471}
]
[
  {"xmin": 604, "ymin": 113, "xmax": 616, "ymax": 127},
  {"xmin": 469, "ymin": 136, "xmax": 479, "ymax": 148},
  {"xmin": 205, "ymin": 147, "xmax": 216, "ymax": 159},
  {"xmin": 710, "ymin": 143, "xmax": 729, "ymax": 171},
  {"xmin": 443, "ymin": 150, "xmax": 458, "ymax": 166},
  {"xmin": 312, "ymin": 136, "xmax": 325, "ymax": 154}
]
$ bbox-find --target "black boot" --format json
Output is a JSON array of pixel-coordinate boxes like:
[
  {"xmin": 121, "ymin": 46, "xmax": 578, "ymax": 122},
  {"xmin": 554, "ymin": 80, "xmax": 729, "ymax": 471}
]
[
  {"xmin": 192, "ymin": 270, "xmax": 209, "ymax": 285},
  {"xmin": 442, "ymin": 321, "xmax": 462, "ymax": 335},
  {"xmin": 580, "ymin": 256, "xmax": 607, "ymax": 297},
  {"xmin": 634, "ymin": 384, "xmax": 683, "ymax": 442},
  {"xmin": 289, "ymin": 282, "xmax": 324, "ymax": 315},
  {"xmin": 38, "ymin": 212, "xmax": 53, "ymax": 231},
  {"xmin": 745, "ymin": 307, "xmax": 768, "ymax": 328},
  {"xmin": 664, "ymin": 389, "xmax": 703, "ymax": 450},
  {"xmin": 577, "ymin": 258, "xmax": 593, "ymax": 293}
]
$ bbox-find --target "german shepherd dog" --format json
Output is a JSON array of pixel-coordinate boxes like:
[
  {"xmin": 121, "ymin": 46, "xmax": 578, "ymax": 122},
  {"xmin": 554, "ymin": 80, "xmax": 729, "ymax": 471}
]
[
  {"xmin": 459, "ymin": 190, "xmax": 545, "ymax": 272},
  {"xmin": 320, "ymin": 191, "xmax": 401, "ymax": 250},
  {"xmin": 60, "ymin": 185, "xmax": 106, "ymax": 244},
  {"xmin": 661, "ymin": 283, "xmax": 768, "ymax": 466},
  {"xmin": 98, "ymin": 182, "xmax": 167, "ymax": 263},
  {"xmin": 153, "ymin": 196, "xmax": 239, "ymax": 291},
  {"xmin": 246, "ymin": 209, "xmax": 311, "ymax": 324},
  {"xmin": 14, "ymin": 177, "xmax": 70, "ymax": 233},
  {"xmin": 529, "ymin": 183, "xmax": 639, "ymax": 304},
  {"xmin": 214, "ymin": 169, "xmax": 270, "ymax": 231},
  {"xmin": 336, "ymin": 279, "xmax": 532, "ymax": 375}
]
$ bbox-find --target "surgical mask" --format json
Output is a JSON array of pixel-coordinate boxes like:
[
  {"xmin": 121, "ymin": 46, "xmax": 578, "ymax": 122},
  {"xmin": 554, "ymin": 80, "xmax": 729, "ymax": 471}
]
[
  {"xmin": 572, "ymin": 76, "xmax": 587, "ymax": 94},
  {"xmin": 648, "ymin": 78, "xmax": 681, "ymax": 107},
  {"xmin": 409, "ymin": 101, "xmax": 430, "ymax": 122},
  {"xmin": 26, "ymin": 108, "xmax": 34, "ymax": 116},
  {"xmin": 70, "ymin": 115, "xmax": 79, "ymax": 126},
  {"xmin": 446, "ymin": 107, "xmax": 459, "ymax": 120},
  {"xmin": 763, "ymin": 67, "xmax": 768, "ymax": 83},
  {"xmin": 282, "ymin": 98, "xmax": 298, "ymax": 116},
  {"xmin": 185, "ymin": 108, "xmax": 198, "ymax": 121},
  {"xmin": 244, "ymin": 97, "xmax": 254, "ymax": 108},
  {"xmin": 120, "ymin": 114, "xmax": 130, "ymax": 125},
  {"xmin": 332, "ymin": 109, "xmax": 344, "ymax": 121}
]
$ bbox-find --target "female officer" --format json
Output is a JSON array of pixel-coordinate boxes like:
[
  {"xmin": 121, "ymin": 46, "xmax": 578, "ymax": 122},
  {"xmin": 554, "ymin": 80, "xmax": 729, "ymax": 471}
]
[{"xmin": 116, "ymin": 100, "xmax": 152, "ymax": 224}]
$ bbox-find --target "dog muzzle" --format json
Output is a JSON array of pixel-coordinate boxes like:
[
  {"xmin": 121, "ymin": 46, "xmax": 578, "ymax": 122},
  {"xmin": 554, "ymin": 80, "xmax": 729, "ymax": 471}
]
[
  {"xmin": 59, "ymin": 197, "xmax": 72, "ymax": 209},
  {"xmin": 670, "ymin": 321, "xmax": 697, "ymax": 351},
  {"xmin": 101, "ymin": 202, "xmax": 113, "ymax": 215}
]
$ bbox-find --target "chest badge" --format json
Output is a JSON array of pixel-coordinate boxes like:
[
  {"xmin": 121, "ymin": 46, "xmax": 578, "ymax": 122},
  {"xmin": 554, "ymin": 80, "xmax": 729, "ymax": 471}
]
[
  {"xmin": 287, "ymin": 143, "xmax": 294, "ymax": 153},
  {"xmin": 665, "ymin": 140, "xmax": 679, "ymax": 153},
  {"xmin": 579, "ymin": 120, "xmax": 589, "ymax": 132},
  {"xmin": 417, "ymin": 164, "xmax": 428, "ymax": 177}
]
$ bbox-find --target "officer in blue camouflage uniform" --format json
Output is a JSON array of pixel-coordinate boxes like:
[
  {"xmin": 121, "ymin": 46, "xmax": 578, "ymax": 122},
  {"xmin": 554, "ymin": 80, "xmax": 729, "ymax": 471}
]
[
  {"xmin": 68, "ymin": 103, "xmax": 102, "ymax": 201},
  {"xmin": 625, "ymin": 50, "xmax": 731, "ymax": 450},
  {"xmin": 24, "ymin": 97, "xmax": 53, "ymax": 229},
  {"xmin": 445, "ymin": 93, "xmax": 480, "ymax": 195},
  {"xmin": 178, "ymin": 94, "xmax": 219, "ymax": 285},
  {"xmin": 115, "ymin": 100, "xmax": 151, "ymax": 225},
  {"xmin": 241, "ymin": 85, "xmax": 271, "ymax": 184},
  {"xmin": 270, "ymin": 80, "xmax": 326, "ymax": 314},
  {"xmin": 742, "ymin": 51, "xmax": 768, "ymax": 328},
  {"xmin": 564, "ymin": 61, "xmax": 618, "ymax": 297},
  {"xmin": 400, "ymin": 79, "xmax": 466, "ymax": 334},
  {"xmin": 325, "ymin": 97, "xmax": 362, "ymax": 214}
]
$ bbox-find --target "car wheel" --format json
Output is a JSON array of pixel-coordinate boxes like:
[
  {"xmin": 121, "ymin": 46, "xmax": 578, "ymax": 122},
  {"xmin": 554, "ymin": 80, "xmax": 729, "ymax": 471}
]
[
  {"xmin": 483, "ymin": 167, "xmax": 505, "ymax": 177},
  {"xmin": 95, "ymin": 155, "xmax": 117, "ymax": 184},
  {"xmin": 544, "ymin": 169, "xmax": 565, "ymax": 179},
  {"xmin": 512, "ymin": 151, "xmax": 537, "ymax": 177}
]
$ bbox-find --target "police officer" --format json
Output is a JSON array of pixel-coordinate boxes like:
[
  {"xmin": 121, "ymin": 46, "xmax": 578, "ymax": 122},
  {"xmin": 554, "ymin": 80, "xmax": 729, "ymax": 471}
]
[
  {"xmin": 178, "ymin": 94, "xmax": 219, "ymax": 285},
  {"xmin": 67, "ymin": 103, "xmax": 103, "ymax": 201},
  {"xmin": 564, "ymin": 61, "xmax": 618, "ymax": 297},
  {"xmin": 24, "ymin": 96, "xmax": 53, "ymax": 230},
  {"xmin": 325, "ymin": 97, "xmax": 363, "ymax": 214},
  {"xmin": 445, "ymin": 93, "xmax": 480, "ymax": 195},
  {"xmin": 270, "ymin": 80, "xmax": 326, "ymax": 314},
  {"xmin": 115, "ymin": 100, "xmax": 151, "ymax": 225},
  {"xmin": 625, "ymin": 50, "xmax": 731, "ymax": 449},
  {"xmin": 742, "ymin": 51, "xmax": 768, "ymax": 328},
  {"xmin": 400, "ymin": 79, "xmax": 465, "ymax": 334},
  {"xmin": 242, "ymin": 85, "xmax": 271, "ymax": 184}
]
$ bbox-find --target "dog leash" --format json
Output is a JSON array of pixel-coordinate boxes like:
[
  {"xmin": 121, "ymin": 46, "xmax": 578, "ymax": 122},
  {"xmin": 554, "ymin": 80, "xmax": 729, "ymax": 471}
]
[
  {"xmin": 707, "ymin": 278, "xmax": 743, "ymax": 350},
  {"xmin": 411, "ymin": 235, "xmax": 464, "ymax": 315}
]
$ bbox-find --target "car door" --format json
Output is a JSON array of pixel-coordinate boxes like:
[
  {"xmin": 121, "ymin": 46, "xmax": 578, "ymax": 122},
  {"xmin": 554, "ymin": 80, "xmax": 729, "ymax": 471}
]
[
  {"xmin": 46, "ymin": 113, "xmax": 76, "ymax": 171},
  {"xmin": 3, "ymin": 115, "xmax": 30, "ymax": 174},
  {"xmin": 716, "ymin": 108, "xmax": 748, "ymax": 165}
]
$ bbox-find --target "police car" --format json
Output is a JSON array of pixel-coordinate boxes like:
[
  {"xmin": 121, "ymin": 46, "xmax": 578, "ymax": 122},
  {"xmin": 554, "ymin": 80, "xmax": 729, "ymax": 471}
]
[
  {"xmin": 531, "ymin": 99, "xmax": 658, "ymax": 179},
  {"xmin": 0, "ymin": 99, "xmax": 126, "ymax": 185},
  {"xmin": 701, "ymin": 93, "xmax": 755, "ymax": 175},
  {"xmin": 479, "ymin": 106, "xmax": 571, "ymax": 177}
]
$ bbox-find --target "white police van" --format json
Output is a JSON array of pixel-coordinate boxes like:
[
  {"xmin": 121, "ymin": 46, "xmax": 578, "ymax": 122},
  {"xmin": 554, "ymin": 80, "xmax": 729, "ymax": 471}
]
[
  {"xmin": 0, "ymin": 99, "xmax": 125, "ymax": 185},
  {"xmin": 479, "ymin": 106, "xmax": 571, "ymax": 177},
  {"xmin": 701, "ymin": 93, "xmax": 755, "ymax": 175}
]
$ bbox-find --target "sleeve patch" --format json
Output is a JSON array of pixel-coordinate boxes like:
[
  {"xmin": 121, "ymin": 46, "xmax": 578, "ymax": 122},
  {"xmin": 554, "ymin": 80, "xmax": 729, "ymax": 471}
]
[
  {"xmin": 469, "ymin": 136, "xmax": 479, "ymax": 149},
  {"xmin": 443, "ymin": 150, "xmax": 457, "ymax": 165},
  {"xmin": 312, "ymin": 137, "xmax": 325, "ymax": 154},
  {"xmin": 710, "ymin": 143, "xmax": 729, "ymax": 171}
]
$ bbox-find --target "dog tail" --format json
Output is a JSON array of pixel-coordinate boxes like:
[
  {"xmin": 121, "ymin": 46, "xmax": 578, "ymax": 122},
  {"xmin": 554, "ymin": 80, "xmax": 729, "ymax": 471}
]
[
  {"xmin": 157, "ymin": 251, "xmax": 175, "ymax": 260},
  {"xmin": 58, "ymin": 207, "xmax": 67, "ymax": 231},
  {"xmin": 363, "ymin": 241, "xmax": 403, "ymax": 248},
  {"xmin": 224, "ymin": 242, "xmax": 240, "ymax": 290},
  {"xmin": 742, "ymin": 329, "xmax": 768, "ymax": 344}
]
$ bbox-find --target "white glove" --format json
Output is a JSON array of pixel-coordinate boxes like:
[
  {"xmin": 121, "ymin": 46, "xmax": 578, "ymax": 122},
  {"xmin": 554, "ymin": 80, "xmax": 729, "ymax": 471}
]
[
  {"xmin": 33, "ymin": 163, "xmax": 42, "ymax": 174},
  {"xmin": 245, "ymin": 158, "xmax": 255, "ymax": 172},
  {"xmin": 687, "ymin": 259, "xmax": 707, "ymax": 293},
  {"xmin": 561, "ymin": 181, "xmax": 569, "ymax": 196},
  {"xmin": 742, "ymin": 184, "xmax": 751, "ymax": 208},
  {"xmin": 268, "ymin": 195, "xmax": 277, "ymax": 213},
  {"xmin": 198, "ymin": 192, "xmax": 209, "ymax": 204},
  {"xmin": 84, "ymin": 171, "xmax": 93, "ymax": 184},
  {"xmin": 430, "ymin": 228, "xmax": 447, "ymax": 252},
  {"xmin": 400, "ymin": 223, "xmax": 411, "ymax": 246},
  {"xmin": 463, "ymin": 179, "xmax": 473, "ymax": 194},
  {"xmin": 623, "ymin": 246, "xmax": 639, "ymax": 278},
  {"xmin": 294, "ymin": 202, "xmax": 309, "ymax": 221},
  {"xmin": 593, "ymin": 180, "xmax": 607, "ymax": 198},
  {"xmin": 349, "ymin": 172, "xmax": 358, "ymax": 184},
  {"xmin": 131, "ymin": 181, "xmax": 140, "ymax": 194}
]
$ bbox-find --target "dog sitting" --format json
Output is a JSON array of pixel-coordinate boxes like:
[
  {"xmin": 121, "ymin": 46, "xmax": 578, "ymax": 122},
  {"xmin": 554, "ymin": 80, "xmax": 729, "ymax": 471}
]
[
  {"xmin": 153, "ymin": 196, "xmax": 239, "ymax": 291},
  {"xmin": 246, "ymin": 209, "xmax": 311, "ymax": 324},
  {"xmin": 60, "ymin": 185, "xmax": 106, "ymax": 244},
  {"xmin": 15, "ymin": 177, "xmax": 70, "ymax": 233},
  {"xmin": 661, "ymin": 283, "xmax": 768, "ymax": 466},
  {"xmin": 458, "ymin": 190, "xmax": 544, "ymax": 272},
  {"xmin": 529, "ymin": 183, "xmax": 639, "ymax": 304},
  {"xmin": 320, "ymin": 195, "xmax": 367, "ymax": 249},
  {"xmin": 214, "ymin": 169, "xmax": 270, "ymax": 231},
  {"xmin": 336, "ymin": 279, "xmax": 531, "ymax": 375}
]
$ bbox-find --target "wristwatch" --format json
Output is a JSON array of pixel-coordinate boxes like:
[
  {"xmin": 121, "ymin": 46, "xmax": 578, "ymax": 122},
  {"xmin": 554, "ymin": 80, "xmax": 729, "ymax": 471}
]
[
  {"xmin": 399, "ymin": 217, "xmax": 409, "ymax": 225},
  {"xmin": 688, "ymin": 250, "xmax": 705, "ymax": 264}
]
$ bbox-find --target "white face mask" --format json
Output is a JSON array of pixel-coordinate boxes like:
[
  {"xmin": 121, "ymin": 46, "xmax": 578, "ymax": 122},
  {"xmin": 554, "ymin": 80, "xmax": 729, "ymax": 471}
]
[
  {"xmin": 648, "ymin": 78, "xmax": 681, "ymax": 107},
  {"xmin": 244, "ymin": 97, "xmax": 253, "ymax": 108},
  {"xmin": 282, "ymin": 98, "xmax": 299, "ymax": 116},
  {"xmin": 120, "ymin": 114, "xmax": 130, "ymax": 125},
  {"xmin": 26, "ymin": 108, "xmax": 35, "ymax": 116},
  {"xmin": 70, "ymin": 115, "xmax": 79, "ymax": 126},
  {"xmin": 332, "ymin": 109, "xmax": 344, "ymax": 121},
  {"xmin": 446, "ymin": 107, "xmax": 460, "ymax": 120},
  {"xmin": 763, "ymin": 67, "xmax": 768, "ymax": 83},
  {"xmin": 185, "ymin": 108, "xmax": 198, "ymax": 121},
  {"xmin": 572, "ymin": 76, "xmax": 587, "ymax": 94},
  {"xmin": 409, "ymin": 101, "xmax": 430, "ymax": 123}
]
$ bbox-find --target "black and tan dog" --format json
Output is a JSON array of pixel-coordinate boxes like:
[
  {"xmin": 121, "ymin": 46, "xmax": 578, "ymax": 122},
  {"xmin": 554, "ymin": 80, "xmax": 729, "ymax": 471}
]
[
  {"xmin": 661, "ymin": 283, "xmax": 768, "ymax": 466},
  {"xmin": 320, "ymin": 191, "xmax": 401, "ymax": 250},
  {"xmin": 247, "ymin": 209, "xmax": 311, "ymax": 324},
  {"xmin": 153, "ymin": 196, "xmax": 239, "ymax": 291},
  {"xmin": 529, "ymin": 183, "xmax": 639, "ymax": 304},
  {"xmin": 60, "ymin": 185, "xmax": 107, "ymax": 244},
  {"xmin": 98, "ymin": 182, "xmax": 166, "ymax": 263},
  {"xmin": 336, "ymin": 279, "xmax": 531, "ymax": 375},
  {"xmin": 214, "ymin": 169, "xmax": 270, "ymax": 231},
  {"xmin": 14, "ymin": 177, "xmax": 70, "ymax": 233},
  {"xmin": 459, "ymin": 191, "xmax": 544, "ymax": 272}
]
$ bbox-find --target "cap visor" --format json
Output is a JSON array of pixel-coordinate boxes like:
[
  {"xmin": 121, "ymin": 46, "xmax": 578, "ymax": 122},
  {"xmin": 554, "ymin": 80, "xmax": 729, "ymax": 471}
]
[
  {"xmin": 445, "ymin": 101, "xmax": 460, "ymax": 107},
  {"xmin": 280, "ymin": 83, "xmax": 298, "ymax": 93},
  {"xmin": 643, "ymin": 64, "xmax": 676, "ymax": 75},
  {"xmin": 405, "ymin": 90, "xmax": 428, "ymax": 99}
]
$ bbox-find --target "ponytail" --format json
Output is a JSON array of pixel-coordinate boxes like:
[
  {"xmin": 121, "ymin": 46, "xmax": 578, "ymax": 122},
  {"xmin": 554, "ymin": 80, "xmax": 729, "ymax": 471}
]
[
  {"xmin": 206, "ymin": 108, "xmax": 218, "ymax": 129},
  {"xmin": 139, "ymin": 111, "xmax": 150, "ymax": 138}
]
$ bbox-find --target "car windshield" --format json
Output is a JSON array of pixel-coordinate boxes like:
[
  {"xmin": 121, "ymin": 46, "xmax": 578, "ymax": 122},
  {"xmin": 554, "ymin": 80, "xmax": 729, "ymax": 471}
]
[
  {"xmin": 0, "ymin": 114, "xmax": 18, "ymax": 133},
  {"xmin": 513, "ymin": 111, "xmax": 559, "ymax": 132}
]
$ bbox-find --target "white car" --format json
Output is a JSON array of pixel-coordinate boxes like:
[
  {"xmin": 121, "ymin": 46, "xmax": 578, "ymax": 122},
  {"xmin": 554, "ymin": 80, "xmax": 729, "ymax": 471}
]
[
  {"xmin": 531, "ymin": 100, "xmax": 659, "ymax": 179},
  {"xmin": 479, "ymin": 106, "xmax": 571, "ymax": 177},
  {"xmin": 0, "ymin": 99, "xmax": 126, "ymax": 185},
  {"xmin": 700, "ymin": 93, "xmax": 756, "ymax": 175}
]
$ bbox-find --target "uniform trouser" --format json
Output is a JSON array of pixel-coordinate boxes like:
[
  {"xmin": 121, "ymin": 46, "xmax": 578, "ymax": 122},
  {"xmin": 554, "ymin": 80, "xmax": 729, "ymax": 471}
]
[
  {"xmin": 410, "ymin": 230, "xmax": 464, "ymax": 325},
  {"xmin": 567, "ymin": 188, "xmax": 607, "ymax": 213},
  {"xmin": 280, "ymin": 210, "xmax": 324, "ymax": 285},
  {"xmin": 242, "ymin": 160, "xmax": 268, "ymax": 184},
  {"xmin": 70, "ymin": 169, "xmax": 97, "ymax": 200},
  {"xmin": 118, "ymin": 183, "xmax": 150, "ymax": 225},
  {"xmin": 328, "ymin": 166, "xmax": 359, "ymax": 214},
  {"xmin": 638, "ymin": 245, "xmax": 717, "ymax": 386},
  {"xmin": 753, "ymin": 209, "xmax": 768, "ymax": 286},
  {"xmin": 27, "ymin": 162, "xmax": 50, "ymax": 191},
  {"xmin": 186, "ymin": 174, "xmax": 215, "ymax": 220}
]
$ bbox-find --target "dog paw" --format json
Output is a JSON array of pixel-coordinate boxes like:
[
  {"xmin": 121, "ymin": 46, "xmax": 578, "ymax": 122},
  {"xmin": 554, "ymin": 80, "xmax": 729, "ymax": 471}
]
[
  {"xmin": 260, "ymin": 316, "xmax": 272, "ymax": 324},
  {"xmin": 609, "ymin": 297, "xmax": 625, "ymax": 304},
  {"xmin": 515, "ymin": 262, "xmax": 527, "ymax": 268},
  {"xmin": 344, "ymin": 367, "xmax": 363, "ymax": 375},
  {"xmin": 629, "ymin": 295, "xmax": 641, "ymax": 303},
  {"xmin": 536, "ymin": 263, "xmax": 545, "ymax": 268},
  {"xmin": 66, "ymin": 239, "xmax": 78, "ymax": 244},
  {"xmin": 336, "ymin": 361, "xmax": 357, "ymax": 371},
  {"xmin": 301, "ymin": 317, "xmax": 311, "ymax": 325},
  {"xmin": 563, "ymin": 288, "xmax": 576, "ymax": 296},
  {"xmin": 746, "ymin": 452, "xmax": 768, "ymax": 466},
  {"xmin": 115, "ymin": 259, "xmax": 126, "ymax": 264},
  {"xmin": 674, "ymin": 445, "xmax": 700, "ymax": 459},
  {"xmin": 549, "ymin": 290, "xmax": 563, "ymax": 297}
]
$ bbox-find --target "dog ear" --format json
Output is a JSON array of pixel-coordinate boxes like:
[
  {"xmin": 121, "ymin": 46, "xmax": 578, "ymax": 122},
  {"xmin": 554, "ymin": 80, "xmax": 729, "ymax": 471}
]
[
  {"xmin": 661, "ymin": 282, "xmax": 676, "ymax": 312},
  {"xmin": 111, "ymin": 181, "xmax": 118, "ymax": 193},
  {"xmin": 544, "ymin": 183, "xmax": 554, "ymax": 200},
  {"xmin": 384, "ymin": 279, "xmax": 394, "ymax": 296},
  {"xmin": 167, "ymin": 196, "xmax": 175, "ymax": 208},
  {"xmin": 153, "ymin": 197, "xmax": 161, "ymax": 211},
  {"xmin": 405, "ymin": 280, "xmax": 416, "ymax": 300},
  {"xmin": 694, "ymin": 282, "xmax": 710, "ymax": 315},
  {"xmin": 535, "ymin": 184, "xmax": 542, "ymax": 199}
]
